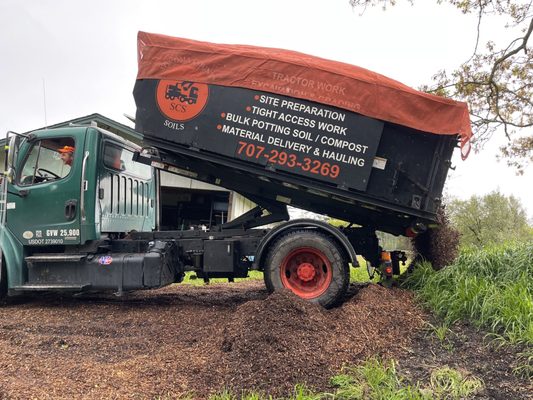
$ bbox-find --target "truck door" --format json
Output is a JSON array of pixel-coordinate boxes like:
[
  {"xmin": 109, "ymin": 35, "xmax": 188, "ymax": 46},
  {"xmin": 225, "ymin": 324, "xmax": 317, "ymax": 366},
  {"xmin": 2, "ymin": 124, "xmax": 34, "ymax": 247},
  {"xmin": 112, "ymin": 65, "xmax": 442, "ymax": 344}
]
[{"xmin": 7, "ymin": 130, "xmax": 86, "ymax": 246}]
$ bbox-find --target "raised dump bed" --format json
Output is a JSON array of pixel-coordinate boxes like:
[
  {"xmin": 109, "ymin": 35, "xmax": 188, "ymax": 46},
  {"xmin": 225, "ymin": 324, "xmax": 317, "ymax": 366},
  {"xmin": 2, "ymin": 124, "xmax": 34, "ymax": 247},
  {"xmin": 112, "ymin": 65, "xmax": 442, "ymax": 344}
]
[{"xmin": 133, "ymin": 32, "xmax": 472, "ymax": 236}]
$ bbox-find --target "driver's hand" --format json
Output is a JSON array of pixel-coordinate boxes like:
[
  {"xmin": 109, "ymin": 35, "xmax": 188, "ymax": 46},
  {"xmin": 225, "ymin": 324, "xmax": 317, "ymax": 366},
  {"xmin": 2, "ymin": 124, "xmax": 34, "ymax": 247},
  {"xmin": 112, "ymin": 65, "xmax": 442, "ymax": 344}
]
[{"xmin": 20, "ymin": 175, "xmax": 32, "ymax": 185}]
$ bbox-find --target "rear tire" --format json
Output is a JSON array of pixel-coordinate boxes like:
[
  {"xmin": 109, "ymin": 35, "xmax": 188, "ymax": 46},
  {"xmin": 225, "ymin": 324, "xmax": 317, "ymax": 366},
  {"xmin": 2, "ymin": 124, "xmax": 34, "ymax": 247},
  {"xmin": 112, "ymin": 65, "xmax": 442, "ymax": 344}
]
[{"xmin": 264, "ymin": 230, "xmax": 349, "ymax": 308}]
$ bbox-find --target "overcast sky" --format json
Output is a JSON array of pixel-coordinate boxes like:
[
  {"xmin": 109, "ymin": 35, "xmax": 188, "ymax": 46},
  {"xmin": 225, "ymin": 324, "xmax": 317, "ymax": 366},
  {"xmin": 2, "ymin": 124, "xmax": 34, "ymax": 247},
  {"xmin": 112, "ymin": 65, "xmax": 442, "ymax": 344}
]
[{"xmin": 0, "ymin": 0, "xmax": 531, "ymax": 217}]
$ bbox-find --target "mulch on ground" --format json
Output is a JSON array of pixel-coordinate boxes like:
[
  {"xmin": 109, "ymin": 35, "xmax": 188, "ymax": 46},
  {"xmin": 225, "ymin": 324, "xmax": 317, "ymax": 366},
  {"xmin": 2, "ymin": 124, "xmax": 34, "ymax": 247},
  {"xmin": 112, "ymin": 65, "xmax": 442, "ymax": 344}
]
[
  {"xmin": 398, "ymin": 318, "xmax": 533, "ymax": 400},
  {"xmin": 0, "ymin": 282, "xmax": 530, "ymax": 399},
  {"xmin": 216, "ymin": 284, "xmax": 424, "ymax": 395}
]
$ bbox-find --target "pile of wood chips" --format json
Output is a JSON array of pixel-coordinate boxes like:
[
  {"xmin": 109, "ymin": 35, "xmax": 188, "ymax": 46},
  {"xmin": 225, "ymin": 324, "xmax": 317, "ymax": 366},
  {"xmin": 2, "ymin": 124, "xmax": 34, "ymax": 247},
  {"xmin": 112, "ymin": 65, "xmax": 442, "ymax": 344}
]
[{"xmin": 0, "ymin": 282, "xmax": 425, "ymax": 399}]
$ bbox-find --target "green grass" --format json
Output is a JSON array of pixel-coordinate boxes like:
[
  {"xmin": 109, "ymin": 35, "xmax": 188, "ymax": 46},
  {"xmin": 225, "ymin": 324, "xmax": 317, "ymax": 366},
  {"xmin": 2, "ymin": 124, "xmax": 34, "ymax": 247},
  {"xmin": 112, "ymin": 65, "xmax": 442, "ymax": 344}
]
[
  {"xmin": 208, "ymin": 390, "xmax": 266, "ymax": 400},
  {"xmin": 402, "ymin": 242, "xmax": 533, "ymax": 345},
  {"xmin": 428, "ymin": 367, "xmax": 483, "ymax": 399},
  {"xmin": 207, "ymin": 359, "xmax": 483, "ymax": 399},
  {"xmin": 332, "ymin": 358, "xmax": 427, "ymax": 400},
  {"xmin": 424, "ymin": 321, "xmax": 455, "ymax": 351},
  {"xmin": 513, "ymin": 349, "xmax": 533, "ymax": 379},
  {"xmin": 350, "ymin": 255, "xmax": 412, "ymax": 283},
  {"xmin": 181, "ymin": 270, "xmax": 263, "ymax": 285},
  {"xmin": 349, "ymin": 256, "xmax": 379, "ymax": 283},
  {"xmin": 332, "ymin": 359, "xmax": 482, "ymax": 400}
]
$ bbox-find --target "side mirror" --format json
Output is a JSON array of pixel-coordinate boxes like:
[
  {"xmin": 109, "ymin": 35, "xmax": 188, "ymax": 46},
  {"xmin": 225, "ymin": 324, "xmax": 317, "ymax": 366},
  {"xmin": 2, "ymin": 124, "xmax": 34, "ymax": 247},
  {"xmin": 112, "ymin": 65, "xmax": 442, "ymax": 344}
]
[
  {"xmin": 7, "ymin": 135, "xmax": 21, "ymax": 170},
  {"xmin": 5, "ymin": 134, "xmax": 22, "ymax": 184}
]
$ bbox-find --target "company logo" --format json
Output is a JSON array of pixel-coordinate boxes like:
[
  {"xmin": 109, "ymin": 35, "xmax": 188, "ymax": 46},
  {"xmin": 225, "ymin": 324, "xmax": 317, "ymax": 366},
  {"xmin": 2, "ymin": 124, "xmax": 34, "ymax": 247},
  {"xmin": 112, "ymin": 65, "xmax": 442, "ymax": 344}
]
[
  {"xmin": 156, "ymin": 80, "xmax": 209, "ymax": 121},
  {"xmin": 22, "ymin": 231, "xmax": 34, "ymax": 239},
  {"xmin": 98, "ymin": 255, "xmax": 113, "ymax": 266}
]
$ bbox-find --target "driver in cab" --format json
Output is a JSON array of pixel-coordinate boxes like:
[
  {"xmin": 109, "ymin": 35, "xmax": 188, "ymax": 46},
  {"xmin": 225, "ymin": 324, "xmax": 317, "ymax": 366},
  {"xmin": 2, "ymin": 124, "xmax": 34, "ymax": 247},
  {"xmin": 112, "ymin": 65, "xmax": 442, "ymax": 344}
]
[
  {"xmin": 58, "ymin": 145, "xmax": 75, "ymax": 167},
  {"xmin": 20, "ymin": 143, "xmax": 75, "ymax": 185}
]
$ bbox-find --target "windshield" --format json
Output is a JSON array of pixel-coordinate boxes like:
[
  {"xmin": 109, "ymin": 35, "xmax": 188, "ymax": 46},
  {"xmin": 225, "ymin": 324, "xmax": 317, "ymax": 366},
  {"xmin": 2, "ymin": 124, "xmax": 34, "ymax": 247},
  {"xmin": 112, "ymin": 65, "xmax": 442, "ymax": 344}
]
[{"xmin": 18, "ymin": 137, "xmax": 75, "ymax": 186}]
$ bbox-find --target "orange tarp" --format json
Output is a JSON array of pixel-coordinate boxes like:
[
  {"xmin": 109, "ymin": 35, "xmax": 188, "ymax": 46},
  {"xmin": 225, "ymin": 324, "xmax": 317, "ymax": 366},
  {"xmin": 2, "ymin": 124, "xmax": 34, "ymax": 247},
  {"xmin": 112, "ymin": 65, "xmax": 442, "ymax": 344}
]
[{"xmin": 136, "ymin": 31, "xmax": 472, "ymax": 159}]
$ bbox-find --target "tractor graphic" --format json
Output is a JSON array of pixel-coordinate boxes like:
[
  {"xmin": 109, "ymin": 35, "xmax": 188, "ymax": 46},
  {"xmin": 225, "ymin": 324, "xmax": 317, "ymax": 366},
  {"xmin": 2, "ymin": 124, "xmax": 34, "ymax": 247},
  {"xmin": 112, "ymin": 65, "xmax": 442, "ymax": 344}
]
[{"xmin": 165, "ymin": 81, "xmax": 199, "ymax": 104}]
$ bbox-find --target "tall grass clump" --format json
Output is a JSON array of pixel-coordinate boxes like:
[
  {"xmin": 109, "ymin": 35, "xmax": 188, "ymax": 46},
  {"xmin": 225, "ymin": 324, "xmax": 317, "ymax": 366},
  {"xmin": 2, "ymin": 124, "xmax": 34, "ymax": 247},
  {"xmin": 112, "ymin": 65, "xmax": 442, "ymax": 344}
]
[
  {"xmin": 332, "ymin": 358, "xmax": 427, "ymax": 399},
  {"xmin": 332, "ymin": 358, "xmax": 482, "ymax": 400},
  {"xmin": 402, "ymin": 242, "xmax": 533, "ymax": 345}
]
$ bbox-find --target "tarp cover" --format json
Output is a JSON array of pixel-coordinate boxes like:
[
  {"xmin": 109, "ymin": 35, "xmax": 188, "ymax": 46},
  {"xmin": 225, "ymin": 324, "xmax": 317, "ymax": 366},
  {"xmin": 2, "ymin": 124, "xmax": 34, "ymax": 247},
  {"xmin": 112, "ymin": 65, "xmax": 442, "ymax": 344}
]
[{"xmin": 137, "ymin": 31, "xmax": 472, "ymax": 159}]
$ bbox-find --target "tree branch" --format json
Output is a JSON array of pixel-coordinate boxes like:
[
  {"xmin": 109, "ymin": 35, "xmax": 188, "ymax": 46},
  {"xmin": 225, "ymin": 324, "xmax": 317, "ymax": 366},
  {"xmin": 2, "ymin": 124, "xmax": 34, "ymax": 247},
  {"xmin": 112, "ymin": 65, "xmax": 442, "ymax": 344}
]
[
  {"xmin": 349, "ymin": 1, "xmax": 533, "ymax": 170},
  {"xmin": 489, "ymin": 16, "xmax": 533, "ymax": 83}
]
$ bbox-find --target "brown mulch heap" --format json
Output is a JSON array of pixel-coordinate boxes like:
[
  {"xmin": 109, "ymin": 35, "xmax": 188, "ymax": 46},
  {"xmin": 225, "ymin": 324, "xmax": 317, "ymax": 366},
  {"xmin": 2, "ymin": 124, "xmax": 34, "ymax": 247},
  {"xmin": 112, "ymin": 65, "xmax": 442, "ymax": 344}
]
[
  {"xmin": 1, "ymin": 282, "xmax": 530, "ymax": 399},
  {"xmin": 216, "ymin": 286, "xmax": 424, "ymax": 395},
  {"xmin": 0, "ymin": 282, "xmax": 424, "ymax": 399}
]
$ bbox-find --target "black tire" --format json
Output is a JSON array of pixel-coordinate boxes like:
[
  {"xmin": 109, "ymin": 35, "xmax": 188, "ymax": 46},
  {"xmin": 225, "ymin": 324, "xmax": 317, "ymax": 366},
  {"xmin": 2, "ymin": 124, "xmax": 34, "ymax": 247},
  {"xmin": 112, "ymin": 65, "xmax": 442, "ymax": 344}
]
[
  {"xmin": 0, "ymin": 256, "xmax": 7, "ymax": 300},
  {"xmin": 264, "ymin": 230, "xmax": 349, "ymax": 308}
]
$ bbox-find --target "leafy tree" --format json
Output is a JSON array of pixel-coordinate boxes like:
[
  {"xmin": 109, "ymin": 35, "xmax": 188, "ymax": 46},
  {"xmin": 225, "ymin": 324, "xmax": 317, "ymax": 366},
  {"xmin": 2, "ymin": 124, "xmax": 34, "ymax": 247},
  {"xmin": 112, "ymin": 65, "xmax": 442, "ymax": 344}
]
[
  {"xmin": 446, "ymin": 190, "xmax": 532, "ymax": 247},
  {"xmin": 350, "ymin": 0, "xmax": 533, "ymax": 173}
]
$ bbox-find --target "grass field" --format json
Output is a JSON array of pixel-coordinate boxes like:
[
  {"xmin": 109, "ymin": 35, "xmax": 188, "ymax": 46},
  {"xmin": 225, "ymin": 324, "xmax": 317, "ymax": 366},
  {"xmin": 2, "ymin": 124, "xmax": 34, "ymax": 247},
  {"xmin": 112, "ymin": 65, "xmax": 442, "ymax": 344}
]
[{"xmin": 181, "ymin": 270, "xmax": 264, "ymax": 285}]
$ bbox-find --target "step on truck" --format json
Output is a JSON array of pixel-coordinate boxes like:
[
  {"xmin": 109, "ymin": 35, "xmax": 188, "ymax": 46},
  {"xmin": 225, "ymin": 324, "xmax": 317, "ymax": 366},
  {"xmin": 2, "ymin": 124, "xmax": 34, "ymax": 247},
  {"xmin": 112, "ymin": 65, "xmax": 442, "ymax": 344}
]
[{"xmin": 0, "ymin": 32, "xmax": 472, "ymax": 308}]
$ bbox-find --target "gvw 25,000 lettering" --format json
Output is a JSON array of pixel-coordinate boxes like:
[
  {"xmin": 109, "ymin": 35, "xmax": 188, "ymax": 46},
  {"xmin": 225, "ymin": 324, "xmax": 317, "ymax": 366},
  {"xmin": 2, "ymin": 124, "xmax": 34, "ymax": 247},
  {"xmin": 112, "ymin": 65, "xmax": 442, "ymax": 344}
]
[{"xmin": 59, "ymin": 229, "xmax": 80, "ymax": 237}]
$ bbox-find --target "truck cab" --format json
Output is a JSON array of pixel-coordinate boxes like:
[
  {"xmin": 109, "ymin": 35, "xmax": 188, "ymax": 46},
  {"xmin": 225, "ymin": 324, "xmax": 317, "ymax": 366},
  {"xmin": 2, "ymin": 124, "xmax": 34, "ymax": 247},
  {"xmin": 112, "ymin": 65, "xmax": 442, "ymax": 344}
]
[{"xmin": 0, "ymin": 126, "xmax": 160, "ymax": 295}]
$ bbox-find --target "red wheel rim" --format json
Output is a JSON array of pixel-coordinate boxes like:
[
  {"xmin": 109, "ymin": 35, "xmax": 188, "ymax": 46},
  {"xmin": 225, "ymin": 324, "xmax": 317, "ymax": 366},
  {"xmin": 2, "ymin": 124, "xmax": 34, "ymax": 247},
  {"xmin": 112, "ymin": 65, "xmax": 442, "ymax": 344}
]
[{"xmin": 280, "ymin": 247, "xmax": 333, "ymax": 299}]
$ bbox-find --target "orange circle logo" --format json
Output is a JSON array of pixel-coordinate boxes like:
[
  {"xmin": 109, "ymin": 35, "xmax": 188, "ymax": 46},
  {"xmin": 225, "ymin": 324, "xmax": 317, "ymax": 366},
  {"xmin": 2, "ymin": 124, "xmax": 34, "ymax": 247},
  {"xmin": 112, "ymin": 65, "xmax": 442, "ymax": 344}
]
[{"xmin": 156, "ymin": 80, "xmax": 209, "ymax": 121}]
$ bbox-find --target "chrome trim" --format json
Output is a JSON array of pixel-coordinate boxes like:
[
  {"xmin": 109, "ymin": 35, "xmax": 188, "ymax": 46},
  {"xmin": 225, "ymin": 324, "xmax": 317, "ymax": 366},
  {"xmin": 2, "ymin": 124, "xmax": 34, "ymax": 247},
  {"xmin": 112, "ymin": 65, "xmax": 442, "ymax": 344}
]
[{"xmin": 80, "ymin": 151, "xmax": 89, "ymax": 221}]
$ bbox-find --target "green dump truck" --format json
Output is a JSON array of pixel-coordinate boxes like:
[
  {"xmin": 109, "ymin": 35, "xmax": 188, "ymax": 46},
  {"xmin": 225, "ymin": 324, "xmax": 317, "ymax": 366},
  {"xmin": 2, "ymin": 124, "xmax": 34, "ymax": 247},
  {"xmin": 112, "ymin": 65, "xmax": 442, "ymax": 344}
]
[{"xmin": 0, "ymin": 33, "xmax": 471, "ymax": 307}]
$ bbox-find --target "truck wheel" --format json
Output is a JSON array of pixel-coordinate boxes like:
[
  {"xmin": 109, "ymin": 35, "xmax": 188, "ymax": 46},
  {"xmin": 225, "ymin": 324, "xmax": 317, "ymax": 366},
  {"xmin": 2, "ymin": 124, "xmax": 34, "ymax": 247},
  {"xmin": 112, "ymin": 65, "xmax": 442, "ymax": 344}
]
[
  {"xmin": 0, "ymin": 257, "xmax": 7, "ymax": 300},
  {"xmin": 264, "ymin": 230, "xmax": 349, "ymax": 308}
]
